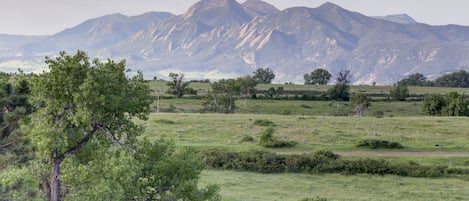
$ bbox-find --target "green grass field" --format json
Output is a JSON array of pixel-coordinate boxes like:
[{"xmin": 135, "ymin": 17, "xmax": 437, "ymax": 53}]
[
  {"xmin": 199, "ymin": 170, "xmax": 469, "ymax": 201},
  {"xmin": 141, "ymin": 113, "xmax": 469, "ymax": 152}
]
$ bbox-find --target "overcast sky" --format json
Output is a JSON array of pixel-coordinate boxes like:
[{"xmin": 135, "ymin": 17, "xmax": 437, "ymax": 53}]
[{"xmin": 1, "ymin": 0, "xmax": 468, "ymax": 35}]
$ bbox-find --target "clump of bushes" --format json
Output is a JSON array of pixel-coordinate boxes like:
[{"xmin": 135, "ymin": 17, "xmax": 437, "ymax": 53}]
[
  {"xmin": 357, "ymin": 139, "xmax": 404, "ymax": 149},
  {"xmin": 259, "ymin": 127, "xmax": 297, "ymax": 148},
  {"xmin": 253, "ymin": 119, "xmax": 275, "ymax": 127}
]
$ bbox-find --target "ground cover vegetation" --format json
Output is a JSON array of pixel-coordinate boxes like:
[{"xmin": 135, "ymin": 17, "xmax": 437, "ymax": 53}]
[{"xmin": 3, "ymin": 55, "xmax": 469, "ymax": 201}]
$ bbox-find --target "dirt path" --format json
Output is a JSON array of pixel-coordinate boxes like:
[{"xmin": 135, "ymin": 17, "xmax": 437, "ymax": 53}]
[
  {"xmin": 335, "ymin": 151, "xmax": 469, "ymax": 157},
  {"xmin": 277, "ymin": 151, "xmax": 469, "ymax": 157}
]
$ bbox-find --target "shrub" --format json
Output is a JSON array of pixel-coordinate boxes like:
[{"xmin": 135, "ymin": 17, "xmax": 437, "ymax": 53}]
[
  {"xmin": 153, "ymin": 119, "xmax": 176, "ymax": 124},
  {"xmin": 253, "ymin": 119, "xmax": 275, "ymax": 127},
  {"xmin": 240, "ymin": 135, "xmax": 255, "ymax": 143},
  {"xmin": 259, "ymin": 127, "xmax": 297, "ymax": 148},
  {"xmin": 357, "ymin": 139, "xmax": 404, "ymax": 149}
]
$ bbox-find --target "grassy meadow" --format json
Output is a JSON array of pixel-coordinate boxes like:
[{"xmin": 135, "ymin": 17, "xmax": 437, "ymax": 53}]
[{"xmin": 142, "ymin": 82, "xmax": 469, "ymax": 201}]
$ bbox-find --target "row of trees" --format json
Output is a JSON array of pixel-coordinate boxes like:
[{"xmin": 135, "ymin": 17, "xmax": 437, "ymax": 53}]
[{"xmin": 398, "ymin": 71, "xmax": 469, "ymax": 88}]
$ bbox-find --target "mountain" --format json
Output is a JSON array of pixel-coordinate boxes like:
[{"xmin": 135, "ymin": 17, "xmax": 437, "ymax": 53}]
[
  {"xmin": 242, "ymin": 0, "xmax": 280, "ymax": 16},
  {"xmin": 374, "ymin": 14, "xmax": 418, "ymax": 24},
  {"xmin": 1, "ymin": 1, "xmax": 469, "ymax": 85}
]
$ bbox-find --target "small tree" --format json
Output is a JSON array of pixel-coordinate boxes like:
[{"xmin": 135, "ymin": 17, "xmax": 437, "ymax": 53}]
[
  {"xmin": 253, "ymin": 68, "xmax": 275, "ymax": 84},
  {"xmin": 350, "ymin": 92, "xmax": 370, "ymax": 116},
  {"xmin": 390, "ymin": 84, "xmax": 409, "ymax": 101},
  {"xmin": 202, "ymin": 79, "xmax": 241, "ymax": 113},
  {"xmin": 166, "ymin": 73, "xmax": 189, "ymax": 99},
  {"xmin": 336, "ymin": 69, "xmax": 352, "ymax": 84},
  {"xmin": 304, "ymin": 68, "xmax": 332, "ymax": 85}
]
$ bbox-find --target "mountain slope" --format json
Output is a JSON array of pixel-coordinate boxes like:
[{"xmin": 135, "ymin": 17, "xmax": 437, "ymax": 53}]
[{"xmin": 1, "ymin": 1, "xmax": 469, "ymax": 85}]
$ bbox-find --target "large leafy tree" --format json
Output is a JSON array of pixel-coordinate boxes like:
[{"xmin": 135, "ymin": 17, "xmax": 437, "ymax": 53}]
[
  {"xmin": 253, "ymin": 68, "xmax": 275, "ymax": 84},
  {"xmin": 304, "ymin": 68, "xmax": 332, "ymax": 85},
  {"xmin": 27, "ymin": 50, "xmax": 152, "ymax": 201}
]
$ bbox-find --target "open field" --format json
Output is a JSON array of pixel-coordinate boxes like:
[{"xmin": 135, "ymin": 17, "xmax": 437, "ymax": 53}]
[
  {"xmin": 143, "ymin": 82, "xmax": 469, "ymax": 201},
  {"xmin": 141, "ymin": 113, "xmax": 469, "ymax": 152},
  {"xmin": 199, "ymin": 170, "xmax": 469, "ymax": 201}
]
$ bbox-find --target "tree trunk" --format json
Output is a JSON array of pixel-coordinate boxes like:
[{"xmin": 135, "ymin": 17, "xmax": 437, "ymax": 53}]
[{"xmin": 50, "ymin": 156, "xmax": 63, "ymax": 201}]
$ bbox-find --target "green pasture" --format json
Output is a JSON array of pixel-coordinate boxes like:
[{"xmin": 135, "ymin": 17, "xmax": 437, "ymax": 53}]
[
  {"xmin": 199, "ymin": 170, "xmax": 469, "ymax": 201},
  {"xmin": 141, "ymin": 113, "xmax": 469, "ymax": 152}
]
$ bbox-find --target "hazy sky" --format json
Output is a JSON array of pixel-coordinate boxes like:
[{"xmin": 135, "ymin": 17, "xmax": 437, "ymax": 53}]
[{"xmin": 1, "ymin": 0, "xmax": 468, "ymax": 35}]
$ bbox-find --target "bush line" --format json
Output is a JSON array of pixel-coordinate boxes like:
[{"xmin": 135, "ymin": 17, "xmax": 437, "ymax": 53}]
[{"xmin": 199, "ymin": 150, "xmax": 469, "ymax": 177}]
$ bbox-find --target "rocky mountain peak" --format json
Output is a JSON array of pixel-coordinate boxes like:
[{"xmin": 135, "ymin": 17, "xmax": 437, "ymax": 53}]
[
  {"xmin": 242, "ymin": 0, "xmax": 280, "ymax": 16},
  {"xmin": 182, "ymin": 0, "xmax": 252, "ymax": 26},
  {"xmin": 374, "ymin": 14, "xmax": 418, "ymax": 24}
]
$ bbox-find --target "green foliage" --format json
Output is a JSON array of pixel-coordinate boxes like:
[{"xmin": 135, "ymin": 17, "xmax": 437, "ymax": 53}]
[
  {"xmin": 422, "ymin": 94, "xmax": 446, "ymax": 116},
  {"xmin": 258, "ymin": 127, "xmax": 297, "ymax": 148},
  {"xmin": 237, "ymin": 75, "xmax": 257, "ymax": 98},
  {"xmin": 422, "ymin": 92, "xmax": 469, "ymax": 116},
  {"xmin": 304, "ymin": 68, "xmax": 332, "ymax": 85},
  {"xmin": 357, "ymin": 139, "xmax": 404, "ymax": 149},
  {"xmin": 327, "ymin": 83, "xmax": 350, "ymax": 101},
  {"xmin": 442, "ymin": 91, "xmax": 469, "ymax": 116},
  {"xmin": 350, "ymin": 92, "xmax": 370, "ymax": 116},
  {"xmin": 26, "ymin": 50, "xmax": 153, "ymax": 200},
  {"xmin": 390, "ymin": 84, "xmax": 409, "ymax": 101},
  {"xmin": 201, "ymin": 150, "xmax": 461, "ymax": 178},
  {"xmin": 61, "ymin": 140, "xmax": 220, "ymax": 201},
  {"xmin": 253, "ymin": 119, "xmax": 275, "ymax": 127},
  {"xmin": 253, "ymin": 68, "xmax": 276, "ymax": 84},
  {"xmin": 202, "ymin": 79, "xmax": 241, "ymax": 113},
  {"xmin": 166, "ymin": 72, "xmax": 189, "ymax": 99},
  {"xmin": 239, "ymin": 135, "xmax": 255, "ymax": 143},
  {"xmin": 434, "ymin": 70, "xmax": 469, "ymax": 88},
  {"xmin": 0, "ymin": 166, "xmax": 42, "ymax": 201},
  {"xmin": 265, "ymin": 86, "xmax": 284, "ymax": 98},
  {"xmin": 397, "ymin": 73, "xmax": 430, "ymax": 86}
]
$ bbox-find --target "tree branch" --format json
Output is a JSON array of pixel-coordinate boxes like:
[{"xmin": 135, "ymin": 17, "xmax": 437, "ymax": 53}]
[
  {"xmin": 61, "ymin": 124, "xmax": 99, "ymax": 158},
  {"xmin": 96, "ymin": 123, "xmax": 123, "ymax": 146},
  {"xmin": 0, "ymin": 142, "xmax": 13, "ymax": 149}
]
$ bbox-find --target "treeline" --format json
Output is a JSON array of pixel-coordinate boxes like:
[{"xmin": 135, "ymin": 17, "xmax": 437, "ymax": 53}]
[{"xmin": 398, "ymin": 71, "xmax": 469, "ymax": 88}]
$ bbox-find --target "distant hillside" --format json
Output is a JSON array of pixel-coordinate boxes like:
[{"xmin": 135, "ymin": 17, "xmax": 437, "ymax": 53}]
[{"xmin": 1, "ymin": 0, "xmax": 469, "ymax": 85}]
